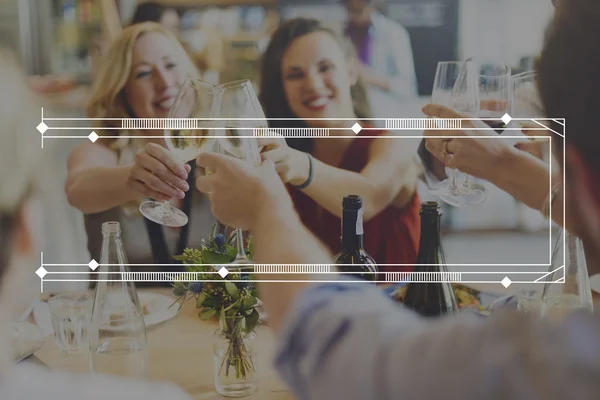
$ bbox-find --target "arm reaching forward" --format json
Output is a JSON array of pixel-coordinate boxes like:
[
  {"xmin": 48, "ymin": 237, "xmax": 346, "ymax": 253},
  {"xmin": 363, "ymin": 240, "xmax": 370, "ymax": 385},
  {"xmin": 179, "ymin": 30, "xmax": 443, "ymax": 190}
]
[{"xmin": 195, "ymin": 152, "xmax": 598, "ymax": 400}]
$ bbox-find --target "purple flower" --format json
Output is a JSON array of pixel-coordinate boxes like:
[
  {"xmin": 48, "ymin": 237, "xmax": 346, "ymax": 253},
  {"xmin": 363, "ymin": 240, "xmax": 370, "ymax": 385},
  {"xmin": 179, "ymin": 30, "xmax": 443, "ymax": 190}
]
[
  {"xmin": 214, "ymin": 234, "xmax": 226, "ymax": 249},
  {"xmin": 189, "ymin": 282, "xmax": 203, "ymax": 294}
]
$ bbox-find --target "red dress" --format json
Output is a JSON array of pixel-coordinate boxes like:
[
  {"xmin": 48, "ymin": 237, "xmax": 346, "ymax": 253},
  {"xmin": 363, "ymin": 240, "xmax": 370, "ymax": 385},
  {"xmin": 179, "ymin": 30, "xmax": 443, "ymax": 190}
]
[{"xmin": 288, "ymin": 129, "xmax": 420, "ymax": 273}]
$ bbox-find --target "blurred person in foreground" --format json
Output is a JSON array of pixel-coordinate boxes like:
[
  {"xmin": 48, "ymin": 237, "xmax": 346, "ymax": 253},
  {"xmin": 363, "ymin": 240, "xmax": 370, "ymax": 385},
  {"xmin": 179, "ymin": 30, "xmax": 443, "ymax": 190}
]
[
  {"xmin": 66, "ymin": 23, "xmax": 216, "ymax": 275},
  {"xmin": 0, "ymin": 50, "xmax": 89, "ymax": 294},
  {"xmin": 195, "ymin": 1, "xmax": 600, "ymax": 397},
  {"xmin": 0, "ymin": 48, "xmax": 191, "ymax": 400},
  {"xmin": 340, "ymin": 0, "xmax": 419, "ymax": 120},
  {"xmin": 258, "ymin": 18, "xmax": 421, "ymax": 273}
]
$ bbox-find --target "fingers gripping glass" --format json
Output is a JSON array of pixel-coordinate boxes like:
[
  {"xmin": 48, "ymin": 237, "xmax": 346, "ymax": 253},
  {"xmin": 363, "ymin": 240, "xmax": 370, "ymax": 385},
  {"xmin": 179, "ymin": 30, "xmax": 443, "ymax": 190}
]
[
  {"xmin": 214, "ymin": 80, "xmax": 266, "ymax": 268},
  {"xmin": 139, "ymin": 79, "xmax": 221, "ymax": 227},
  {"xmin": 430, "ymin": 60, "xmax": 487, "ymax": 206}
]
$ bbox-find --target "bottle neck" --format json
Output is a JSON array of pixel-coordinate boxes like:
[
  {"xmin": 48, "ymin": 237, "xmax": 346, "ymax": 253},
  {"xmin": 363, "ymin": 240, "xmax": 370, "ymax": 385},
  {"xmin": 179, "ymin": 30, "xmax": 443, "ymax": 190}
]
[
  {"xmin": 341, "ymin": 208, "xmax": 364, "ymax": 252},
  {"xmin": 100, "ymin": 231, "xmax": 129, "ymax": 268},
  {"xmin": 419, "ymin": 213, "xmax": 442, "ymax": 253}
]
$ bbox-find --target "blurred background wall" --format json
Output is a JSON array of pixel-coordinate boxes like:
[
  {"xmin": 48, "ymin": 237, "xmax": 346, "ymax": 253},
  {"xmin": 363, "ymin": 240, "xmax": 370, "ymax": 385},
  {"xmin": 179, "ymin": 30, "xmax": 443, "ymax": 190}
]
[{"xmin": 0, "ymin": 0, "xmax": 558, "ymax": 272}]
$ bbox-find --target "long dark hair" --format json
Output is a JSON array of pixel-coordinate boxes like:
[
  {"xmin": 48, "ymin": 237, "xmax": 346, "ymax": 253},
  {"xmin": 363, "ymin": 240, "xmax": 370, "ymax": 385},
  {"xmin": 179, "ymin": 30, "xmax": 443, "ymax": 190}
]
[
  {"xmin": 130, "ymin": 2, "xmax": 171, "ymax": 25},
  {"xmin": 259, "ymin": 18, "xmax": 371, "ymax": 153}
]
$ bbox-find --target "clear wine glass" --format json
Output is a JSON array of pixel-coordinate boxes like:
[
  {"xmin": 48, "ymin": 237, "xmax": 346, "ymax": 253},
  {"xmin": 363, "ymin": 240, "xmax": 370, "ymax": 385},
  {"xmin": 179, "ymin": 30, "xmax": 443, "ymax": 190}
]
[
  {"xmin": 510, "ymin": 71, "xmax": 541, "ymax": 118},
  {"xmin": 215, "ymin": 80, "xmax": 265, "ymax": 267},
  {"xmin": 139, "ymin": 79, "xmax": 221, "ymax": 227},
  {"xmin": 452, "ymin": 62, "xmax": 512, "ymax": 201},
  {"xmin": 429, "ymin": 60, "xmax": 484, "ymax": 207},
  {"xmin": 478, "ymin": 62, "xmax": 512, "ymax": 133},
  {"xmin": 510, "ymin": 71, "xmax": 552, "ymax": 162}
]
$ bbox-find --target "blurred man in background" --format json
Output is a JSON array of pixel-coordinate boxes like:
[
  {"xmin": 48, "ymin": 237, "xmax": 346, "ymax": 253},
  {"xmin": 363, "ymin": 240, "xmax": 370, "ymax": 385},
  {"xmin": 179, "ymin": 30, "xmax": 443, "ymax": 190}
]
[{"xmin": 341, "ymin": 0, "xmax": 418, "ymax": 121}]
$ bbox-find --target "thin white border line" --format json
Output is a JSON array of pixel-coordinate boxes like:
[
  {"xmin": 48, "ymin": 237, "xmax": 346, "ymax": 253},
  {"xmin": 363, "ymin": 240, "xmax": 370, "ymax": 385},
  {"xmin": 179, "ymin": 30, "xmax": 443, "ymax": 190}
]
[
  {"xmin": 550, "ymin": 136, "xmax": 553, "ymax": 264},
  {"xmin": 39, "ymin": 114, "xmax": 564, "ymax": 121},
  {"xmin": 531, "ymin": 119, "xmax": 564, "ymax": 138},
  {"xmin": 42, "ymin": 262, "xmax": 552, "ymax": 267},
  {"xmin": 40, "ymin": 270, "xmax": 553, "ymax": 274},
  {"xmin": 36, "ymin": 115, "xmax": 566, "ymax": 280},
  {"xmin": 563, "ymin": 120, "xmax": 567, "ymax": 281},
  {"xmin": 533, "ymin": 266, "xmax": 564, "ymax": 283},
  {"xmin": 42, "ymin": 135, "xmax": 552, "ymax": 139},
  {"xmin": 39, "ymin": 279, "xmax": 547, "ymax": 284}
]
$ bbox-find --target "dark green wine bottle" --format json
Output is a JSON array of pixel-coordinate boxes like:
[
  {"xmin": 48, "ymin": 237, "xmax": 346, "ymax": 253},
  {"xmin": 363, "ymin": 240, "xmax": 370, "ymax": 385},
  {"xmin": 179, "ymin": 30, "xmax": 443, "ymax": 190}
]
[
  {"xmin": 333, "ymin": 195, "xmax": 378, "ymax": 282},
  {"xmin": 403, "ymin": 201, "xmax": 459, "ymax": 316}
]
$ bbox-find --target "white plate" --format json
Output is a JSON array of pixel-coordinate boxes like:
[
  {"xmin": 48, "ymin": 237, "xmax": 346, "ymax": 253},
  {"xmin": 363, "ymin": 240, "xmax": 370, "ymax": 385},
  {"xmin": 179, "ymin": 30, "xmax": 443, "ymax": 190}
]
[
  {"xmin": 138, "ymin": 292, "xmax": 180, "ymax": 328},
  {"xmin": 11, "ymin": 321, "xmax": 44, "ymax": 362}
]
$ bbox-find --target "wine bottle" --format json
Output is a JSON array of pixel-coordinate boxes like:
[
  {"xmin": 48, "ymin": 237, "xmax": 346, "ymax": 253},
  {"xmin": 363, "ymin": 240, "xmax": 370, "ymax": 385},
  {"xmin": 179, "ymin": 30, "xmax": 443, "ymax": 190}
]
[
  {"xmin": 333, "ymin": 195, "xmax": 378, "ymax": 281},
  {"xmin": 403, "ymin": 202, "xmax": 459, "ymax": 316}
]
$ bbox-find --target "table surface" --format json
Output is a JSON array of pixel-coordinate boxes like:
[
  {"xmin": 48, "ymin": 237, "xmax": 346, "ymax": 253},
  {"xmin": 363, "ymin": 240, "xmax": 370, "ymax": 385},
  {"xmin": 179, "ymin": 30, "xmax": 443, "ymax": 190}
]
[
  {"xmin": 33, "ymin": 288, "xmax": 294, "ymax": 400},
  {"xmin": 32, "ymin": 283, "xmax": 600, "ymax": 399}
]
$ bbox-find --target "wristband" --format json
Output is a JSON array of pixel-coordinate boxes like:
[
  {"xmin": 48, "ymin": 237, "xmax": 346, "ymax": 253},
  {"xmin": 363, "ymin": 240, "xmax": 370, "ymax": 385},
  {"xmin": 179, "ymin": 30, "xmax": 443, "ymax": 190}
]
[{"xmin": 291, "ymin": 153, "xmax": 313, "ymax": 190}]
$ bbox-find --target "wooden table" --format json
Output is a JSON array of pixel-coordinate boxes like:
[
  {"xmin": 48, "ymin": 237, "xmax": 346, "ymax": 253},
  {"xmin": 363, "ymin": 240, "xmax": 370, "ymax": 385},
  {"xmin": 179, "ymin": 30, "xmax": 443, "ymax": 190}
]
[{"xmin": 33, "ymin": 288, "xmax": 294, "ymax": 400}]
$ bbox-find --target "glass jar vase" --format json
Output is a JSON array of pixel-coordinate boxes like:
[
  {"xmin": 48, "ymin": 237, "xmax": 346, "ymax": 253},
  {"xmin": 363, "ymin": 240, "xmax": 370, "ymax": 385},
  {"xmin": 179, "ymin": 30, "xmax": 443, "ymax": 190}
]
[{"xmin": 213, "ymin": 314, "xmax": 258, "ymax": 397}]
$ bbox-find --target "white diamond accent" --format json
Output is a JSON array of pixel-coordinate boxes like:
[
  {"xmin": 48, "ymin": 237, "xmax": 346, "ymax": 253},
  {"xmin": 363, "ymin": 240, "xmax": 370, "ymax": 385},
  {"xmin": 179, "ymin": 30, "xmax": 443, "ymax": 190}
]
[
  {"xmin": 351, "ymin": 123, "xmax": 362, "ymax": 134},
  {"xmin": 36, "ymin": 267, "xmax": 47, "ymax": 279},
  {"xmin": 501, "ymin": 113, "xmax": 512, "ymax": 125},
  {"xmin": 36, "ymin": 122, "xmax": 48, "ymax": 134},
  {"xmin": 501, "ymin": 277, "xmax": 512, "ymax": 288},
  {"xmin": 218, "ymin": 267, "xmax": 229, "ymax": 278},
  {"xmin": 88, "ymin": 131, "xmax": 99, "ymax": 143},
  {"xmin": 88, "ymin": 259, "xmax": 99, "ymax": 271}
]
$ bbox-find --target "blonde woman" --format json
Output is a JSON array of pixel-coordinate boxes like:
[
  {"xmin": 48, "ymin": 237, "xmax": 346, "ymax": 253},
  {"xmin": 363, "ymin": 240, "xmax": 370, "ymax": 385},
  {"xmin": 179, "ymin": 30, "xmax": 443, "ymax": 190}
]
[{"xmin": 66, "ymin": 23, "xmax": 216, "ymax": 274}]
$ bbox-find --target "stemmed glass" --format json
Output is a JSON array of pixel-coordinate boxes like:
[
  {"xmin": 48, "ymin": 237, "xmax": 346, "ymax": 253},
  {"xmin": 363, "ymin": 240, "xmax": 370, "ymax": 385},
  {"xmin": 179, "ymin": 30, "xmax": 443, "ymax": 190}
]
[
  {"xmin": 139, "ymin": 79, "xmax": 221, "ymax": 227},
  {"xmin": 478, "ymin": 63, "xmax": 512, "ymax": 133},
  {"xmin": 511, "ymin": 71, "xmax": 542, "ymax": 118},
  {"xmin": 429, "ymin": 60, "xmax": 485, "ymax": 207},
  {"xmin": 511, "ymin": 71, "xmax": 553, "ymax": 162},
  {"xmin": 215, "ymin": 80, "xmax": 265, "ymax": 267}
]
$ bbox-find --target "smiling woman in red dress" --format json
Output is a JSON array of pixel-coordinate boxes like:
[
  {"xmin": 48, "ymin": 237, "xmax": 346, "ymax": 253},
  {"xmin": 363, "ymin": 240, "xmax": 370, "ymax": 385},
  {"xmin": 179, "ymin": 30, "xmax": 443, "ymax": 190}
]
[{"xmin": 256, "ymin": 18, "xmax": 421, "ymax": 273}]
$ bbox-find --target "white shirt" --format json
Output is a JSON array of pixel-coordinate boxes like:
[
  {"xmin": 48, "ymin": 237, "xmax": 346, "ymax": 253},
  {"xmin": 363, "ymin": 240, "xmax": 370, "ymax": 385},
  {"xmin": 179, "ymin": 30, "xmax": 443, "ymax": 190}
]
[
  {"xmin": 0, "ymin": 363, "xmax": 193, "ymax": 400},
  {"xmin": 340, "ymin": 12, "xmax": 419, "ymax": 125},
  {"xmin": 364, "ymin": 12, "xmax": 419, "ymax": 101}
]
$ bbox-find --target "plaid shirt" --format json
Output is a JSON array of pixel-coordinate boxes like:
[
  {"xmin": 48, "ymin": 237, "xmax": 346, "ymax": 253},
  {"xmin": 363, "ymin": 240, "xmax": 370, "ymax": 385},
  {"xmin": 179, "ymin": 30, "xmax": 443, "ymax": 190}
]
[{"xmin": 274, "ymin": 280, "xmax": 600, "ymax": 400}]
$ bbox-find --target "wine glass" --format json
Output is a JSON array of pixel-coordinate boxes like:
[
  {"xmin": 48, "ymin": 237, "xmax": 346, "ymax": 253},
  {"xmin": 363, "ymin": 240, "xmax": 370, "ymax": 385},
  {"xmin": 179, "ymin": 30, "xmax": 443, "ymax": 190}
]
[
  {"xmin": 511, "ymin": 71, "xmax": 552, "ymax": 161},
  {"xmin": 511, "ymin": 71, "xmax": 542, "ymax": 118},
  {"xmin": 450, "ymin": 62, "xmax": 512, "ymax": 202},
  {"xmin": 215, "ymin": 80, "xmax": 266, "ymax": 267},
  {"xmin": 541, "ymin": 228, "xmax": 594, "ymax": 322},
  {"xmin": 429, "ymin": 60, "xmax": 485, "ymax": 207},
  {"xmin": 478, "ymin": 62, "xmax": 511, "ymax": 133},
  {"xmin": 139, "ymin": 79, "xmax": 221, "ymax": 227}
]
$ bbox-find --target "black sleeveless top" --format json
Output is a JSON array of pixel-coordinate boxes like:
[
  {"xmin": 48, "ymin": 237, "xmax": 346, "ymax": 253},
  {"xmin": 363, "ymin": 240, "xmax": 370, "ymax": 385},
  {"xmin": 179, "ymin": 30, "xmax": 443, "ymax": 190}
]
[{"xmin": 84, "ymin": 161, "xmax": 217, "ymax": 287}]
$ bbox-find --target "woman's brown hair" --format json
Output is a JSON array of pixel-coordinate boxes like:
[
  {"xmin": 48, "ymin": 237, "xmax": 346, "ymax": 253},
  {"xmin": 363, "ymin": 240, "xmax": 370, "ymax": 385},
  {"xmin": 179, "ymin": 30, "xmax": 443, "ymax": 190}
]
[{"xmin": 258, "ymin": 18, "xmax": 371, "ymax": 153}]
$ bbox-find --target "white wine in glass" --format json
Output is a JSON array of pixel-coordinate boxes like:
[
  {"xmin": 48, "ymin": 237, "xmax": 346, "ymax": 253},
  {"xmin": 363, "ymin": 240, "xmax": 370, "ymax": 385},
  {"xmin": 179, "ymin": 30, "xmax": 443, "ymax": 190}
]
[
  {"xmin": 165, "ymin": 129, "xmax": 215, "ymax": 162},
  {"xmin": 139, "ymin": 79, "xmax": 220, "ymax": 228}
]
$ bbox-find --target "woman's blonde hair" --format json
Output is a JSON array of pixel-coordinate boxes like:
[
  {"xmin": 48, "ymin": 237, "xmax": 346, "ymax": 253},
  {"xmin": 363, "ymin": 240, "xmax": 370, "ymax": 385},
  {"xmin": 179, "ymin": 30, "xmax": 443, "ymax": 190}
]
[{"xmin": 87, "ymin": 22, "xmax": 200, "ymax": 149}]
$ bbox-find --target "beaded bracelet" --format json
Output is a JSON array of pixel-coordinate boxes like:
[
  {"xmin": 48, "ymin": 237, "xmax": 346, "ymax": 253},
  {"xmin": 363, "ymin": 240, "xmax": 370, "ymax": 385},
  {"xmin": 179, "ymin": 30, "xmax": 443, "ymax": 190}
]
[{"xmin": 291, "ymin": 153, "xmax": 314, "ymax": 190}]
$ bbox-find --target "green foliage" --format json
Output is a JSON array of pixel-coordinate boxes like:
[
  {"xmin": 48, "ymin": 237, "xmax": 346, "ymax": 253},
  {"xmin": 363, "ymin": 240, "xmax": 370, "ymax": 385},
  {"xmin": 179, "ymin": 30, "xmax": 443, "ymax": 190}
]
[{"xmin": 171, "ymin": 224, "xmax": 259, "ymax": 334}]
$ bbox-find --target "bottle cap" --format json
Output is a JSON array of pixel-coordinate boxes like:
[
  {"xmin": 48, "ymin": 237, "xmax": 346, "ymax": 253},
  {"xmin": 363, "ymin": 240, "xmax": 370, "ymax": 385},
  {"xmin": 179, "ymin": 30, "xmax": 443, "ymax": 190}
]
[
  {"xmin": 342, "ymin": 195, "xmax": 363, "ymax": 211},
  {"xmin": 102, "ymin": 221, "xmax": 121, "ymax": 235},
  {"xmin": 420, "ymin": 201, "xmax": 442, "ymax": 215}
]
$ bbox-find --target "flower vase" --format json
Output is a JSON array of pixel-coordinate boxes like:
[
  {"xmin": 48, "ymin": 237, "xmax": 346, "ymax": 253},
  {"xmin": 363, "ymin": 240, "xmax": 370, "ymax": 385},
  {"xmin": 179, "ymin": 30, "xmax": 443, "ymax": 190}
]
[{"xmin": 213, "ymin": 314, "xmax": 258, "ymax": 397}]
